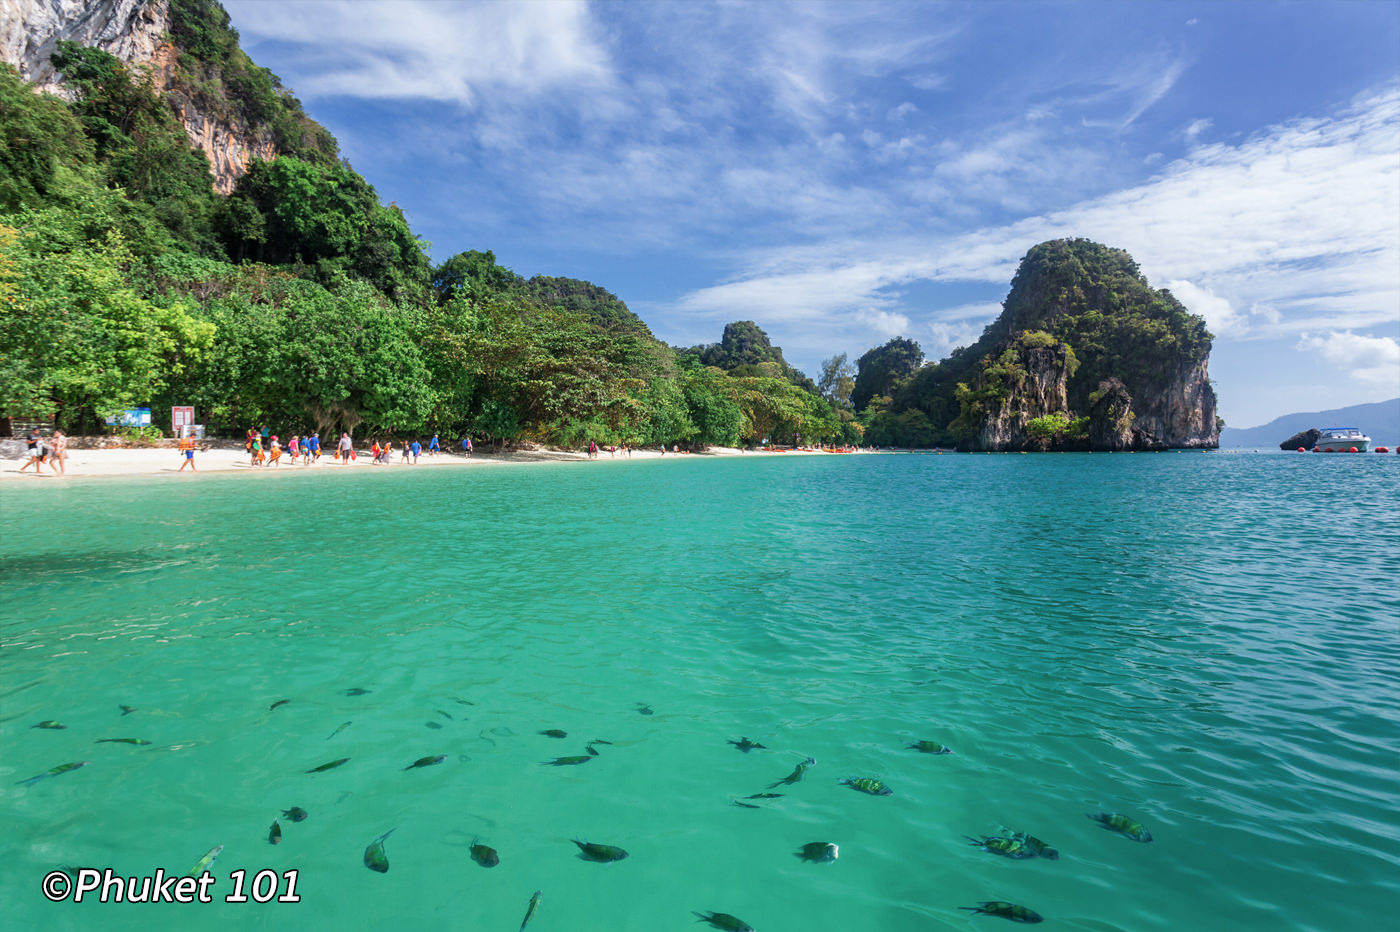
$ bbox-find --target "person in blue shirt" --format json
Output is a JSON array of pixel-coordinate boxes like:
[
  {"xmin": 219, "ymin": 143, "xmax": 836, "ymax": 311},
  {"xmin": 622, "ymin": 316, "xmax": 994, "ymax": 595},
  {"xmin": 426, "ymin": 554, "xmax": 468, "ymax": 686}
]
[
  {"xmin": 461, "ymin": 436, "xmax": 472, "ymax": 456},
  {"xmin": 428, "ymin": 433, "xmax": 440, "ymax": 456},
  {"xmin": 307, "ymin": 433, "xmax": 320, "ymax": 463},
  {"xmin": 410, "ymin": 439, "xmax": 422, "ymax": 463}
]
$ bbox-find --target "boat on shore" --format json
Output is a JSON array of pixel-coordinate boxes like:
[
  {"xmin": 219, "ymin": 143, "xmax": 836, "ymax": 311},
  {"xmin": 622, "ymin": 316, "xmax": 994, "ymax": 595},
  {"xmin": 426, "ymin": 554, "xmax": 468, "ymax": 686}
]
[{"xmin": 1314, "ymin": 427, "xmax": 1371, "ymax": 452}]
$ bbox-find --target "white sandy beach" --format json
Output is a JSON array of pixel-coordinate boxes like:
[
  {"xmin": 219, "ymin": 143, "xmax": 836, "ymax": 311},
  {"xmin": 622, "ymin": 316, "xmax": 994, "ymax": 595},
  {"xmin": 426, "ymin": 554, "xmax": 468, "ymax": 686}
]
[{"xmin": 1, "ymin": 444, "xmax": 856, "ymax": 482}]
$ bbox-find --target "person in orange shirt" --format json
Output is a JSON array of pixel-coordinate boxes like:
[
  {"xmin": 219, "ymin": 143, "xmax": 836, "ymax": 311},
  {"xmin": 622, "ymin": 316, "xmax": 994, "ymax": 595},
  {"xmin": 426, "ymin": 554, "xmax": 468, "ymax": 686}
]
[{"xmin": 178, "ymin": 433, "xmax": 197, "ymax": 472}]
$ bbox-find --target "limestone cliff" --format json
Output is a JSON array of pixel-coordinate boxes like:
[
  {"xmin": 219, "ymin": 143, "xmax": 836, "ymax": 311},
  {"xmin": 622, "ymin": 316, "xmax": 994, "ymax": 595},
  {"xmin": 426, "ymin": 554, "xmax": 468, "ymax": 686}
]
[
  {"xmin": 1, "ymin": 0, "xmax": 319, "ymax": 193},
  {"xmin": 943, "ymin": 239, "xmax": 1220, "ymax": 451}
]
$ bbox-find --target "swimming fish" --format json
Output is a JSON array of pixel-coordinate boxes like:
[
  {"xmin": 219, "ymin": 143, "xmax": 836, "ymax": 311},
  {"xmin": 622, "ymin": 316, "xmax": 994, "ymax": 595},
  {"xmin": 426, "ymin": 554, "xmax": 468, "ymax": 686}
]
[
  {"xmin": 343, "ymin": 688, "xmax": 371, "ymax": 696},
  {"xmin": 426, "ymin": 721, "xmax": 443, "ymax": 729},
  {"xmin": 451, "ymin": 697, "xmax": 475, "ymax": 706},
  {"xmin": 636, "ymin": 704, "xmax": 654, "ymax": 715},
  {"xmin": 33, "ymin": 720, "xmax": 66, "ymax": 730},
  {"xmin": 269, "ymin": 700, "xmax": 290, "ymax": 711},
  {"xmin": 1087, "ymin": 811, "xmax": 1152, "ymax": 842},
  {"xmin": 958, "ymin": 901, "xmax": 1044, "ymax": 923},
  {"xmin": 572, "ymin": 840, "xmax": 629, "ymax": 862},
  {"xmin": 187, "ymin": 844, "xmax": 223, "ymax": 878},
  {"xmin": 306, "ymin": 757, "xmax": 349, "ymax": 773},
  {"xmin": 745, "ymin": 793, "xmax": 784, "ymax": 799},
  {"xmin": 1008, "ymin": 832, "xmax": 1059, "ymax": 860},
  {"xmin": 839, "ymin": 776, "xmax": 892, "ymax": 796},
  {"xmin": 519, "ymin": 890, "xmax": 542, "ymax": 932},
  {"xmin": 470, "ymin": 839, "xmax": 500, "ymax": 867},
  {"xmin": 269, "ymin": 819, "xmax": 282, "ymax": 845},
  {"xmin": 729, "ymin": 737, "xmax": 766, "ymax": 752},
  {"xmin": 282, "ymin": 807, "xmax": 308, "ymax": 822},
  {"xmin": 907, "ymin": 740, "xmax": 953, "ymax": 754},
  {"xmin": 965, "ymin": 835, "xmax": 1034, "ymax": 859},
  {"xmin": 694, "ymin": 911, "xmax": 756, "ymax": 931},
  {"xmin": 732, "ymin": 800, "xmax": 760, "ymax": 808},
  {"xmin": 363, "ymin": 828, "xmax": 395, "ymax": 873},
  {"xmin": 119, "ymin": 705, "xmax": 137, "ymax": 715},
  {"xmin": 16, "ymin": 761, "xmax": 89, "ymax": 786},
  {"xmin": 327, "ymin": 721, "xmax": 352, "ymax": 740},
  {"xmin": 539, "ymin": 729, "xmax": 568, "ymax": 738},
  {"xmin": 403, "ymin": 755, "xmax": 446, "ymax": 770},
  {"xmin": 767, "ymin": 757, "xmax": 815, "ymax": 788},
  {"xmin": 795, "ymin": 842, "xmax": 839, "ymax": 863},
  {"xmin": 586, "ymin": 745, "xmax": 600, "ymax": 756},
  {"xmin": 542, "ymin": 756, "xmax": 592, "ymax": 766},
  {"xmin": 95, "ymin": 738, "xmax": 152, "ymax": 745},
  {"xmin": 590, "ymin": 738, "xmax": 613, "ymax": 745}
]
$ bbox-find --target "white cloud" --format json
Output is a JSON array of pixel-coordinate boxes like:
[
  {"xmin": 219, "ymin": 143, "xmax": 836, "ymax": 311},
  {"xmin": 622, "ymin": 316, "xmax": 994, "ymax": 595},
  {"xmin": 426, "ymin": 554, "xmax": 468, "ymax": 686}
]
[
  {"xmin": 223, "ymin": 0, "xmax": 612, "ymax": 105},
  {"xmin": 1184, "ymin": 117, "xmax": 1213, "ymax": 141},
  {"xmin": 1296, "ymin": 331, "xmax": 1400, "ymax": 391},
  {"xmin": 1165, "ymin": 279, "xmax": 1243, "ymax": 336}
]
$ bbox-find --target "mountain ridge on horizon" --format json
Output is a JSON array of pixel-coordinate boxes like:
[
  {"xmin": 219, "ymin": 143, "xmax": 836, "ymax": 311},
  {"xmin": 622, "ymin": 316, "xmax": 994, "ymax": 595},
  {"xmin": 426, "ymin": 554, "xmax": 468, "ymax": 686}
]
[{"xmin": 1220, "ymin": 398, "xmax": 1400, "ymax": 447}]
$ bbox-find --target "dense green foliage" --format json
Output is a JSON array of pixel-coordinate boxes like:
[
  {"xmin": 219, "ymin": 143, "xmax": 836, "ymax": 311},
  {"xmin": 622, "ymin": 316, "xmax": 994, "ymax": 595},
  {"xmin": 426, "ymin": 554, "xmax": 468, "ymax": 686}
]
[
  {"xmin": 0, "ymin": 33, "xmax": 852, "ymax": 447},
  {"xmin": 851, "ymin": 337, "xmax": 923, "ymax": 413},
  {"xmin": 685, "ymin": 320, "xmax": 820, "ymax": 395}
]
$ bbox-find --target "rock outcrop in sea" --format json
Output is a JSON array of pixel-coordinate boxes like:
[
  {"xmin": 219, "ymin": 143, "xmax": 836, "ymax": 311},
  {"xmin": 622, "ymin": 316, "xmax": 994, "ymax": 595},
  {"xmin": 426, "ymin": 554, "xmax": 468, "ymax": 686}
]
[{"xmin": 1280, "ymin": 428, "xmax": 1321, "ymax": 450}]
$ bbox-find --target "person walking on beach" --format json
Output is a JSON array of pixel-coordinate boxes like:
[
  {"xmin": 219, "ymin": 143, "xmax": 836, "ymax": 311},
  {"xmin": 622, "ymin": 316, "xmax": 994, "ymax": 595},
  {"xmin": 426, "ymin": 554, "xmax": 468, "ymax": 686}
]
[
  {"xmin": 178, "ymin": 431, "xmax": 196, "ymax": 471},
  {"xmin": 428, "ymin": 433, "xmax": 440, "ymax": 457},
  {"xmin": 401, "ymin": 440, "xmax": 411, "ymax": 463},
  {"xmin": 588, "ymin": 440, "xmax": 598, "ymax": 459},
  {"xmin": 411, "ymin": 438, "xmax": 422, "ymax": 463},
  {"xmin": 260, "ymin": 424, "xmax": 271, "ymax": 452},
  {"xmin": 461, "ymin": 436, "xmax": 472, "ymax": 456},
  {"xmin": 48, "ymin": 430, "xmax": 68, "ymax": 476},
  {"xmin": 307, "ymin": 432, "xmax": 320, "ymax": 463},
  {"xmin": 268, "ymin": 436, "xmax": 283, "ymax": 466},
  {"xmin": 288, "ymin": 435, "xmax": 299, "ymax": 461},
  {"xmin": 338, "ymin": 432, "xmax": 353, "ymax": 464},
  {"xmin": 250, "ymin": 435, "xmax": 262, "ymax": 467},
  {"xmin": 20, "ymin": 431, "xmax": 47, "ymax": 473}
]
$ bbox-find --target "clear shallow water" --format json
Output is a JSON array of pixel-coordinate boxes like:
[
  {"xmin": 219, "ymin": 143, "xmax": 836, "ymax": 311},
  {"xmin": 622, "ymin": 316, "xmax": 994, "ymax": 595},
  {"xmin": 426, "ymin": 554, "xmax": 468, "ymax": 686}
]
[{"xmin": 2, "ymin": 451, "xmax": 1397, "ymax": 932}]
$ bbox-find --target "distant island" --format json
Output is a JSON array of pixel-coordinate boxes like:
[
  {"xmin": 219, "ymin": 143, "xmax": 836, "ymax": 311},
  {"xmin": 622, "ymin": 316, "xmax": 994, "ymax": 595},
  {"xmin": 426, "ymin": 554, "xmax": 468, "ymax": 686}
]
[
  {"xmin": 1, "ymin": 1, "xmax": 1219, "ymax": 452},
  {"xmin": 1220, "ymin": 400, "xmax": 1400, "ymax": 449}
]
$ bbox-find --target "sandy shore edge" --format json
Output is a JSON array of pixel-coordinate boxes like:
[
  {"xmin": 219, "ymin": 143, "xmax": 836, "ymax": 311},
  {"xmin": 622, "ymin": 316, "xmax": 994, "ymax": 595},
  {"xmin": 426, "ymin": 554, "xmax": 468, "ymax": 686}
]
[{"xmin": 1, "ymin": 445, "xmax": 862, "ymax": 483}]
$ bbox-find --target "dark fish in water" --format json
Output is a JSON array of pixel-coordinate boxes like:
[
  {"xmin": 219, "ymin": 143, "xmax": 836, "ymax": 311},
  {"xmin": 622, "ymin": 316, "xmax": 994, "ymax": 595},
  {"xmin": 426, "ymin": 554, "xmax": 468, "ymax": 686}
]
[
  {"xmin": 281, "ymin": 807, "xmax": 308, "ymax": 822},
  {"xmin": 306, "ymin": 757, "xmax": 349, "ymax": 773},
  {"xmin": 745, "ymin": 793, "xmax": 784, "ymax": 799},
  {"xmin": 732, "ymin": 800, "xmax": 760, "ymax": 808},
  {"xmin": 965, "ymin": 835, "xmax": 1034, "ymax": 859},
  {"xmin": 1087, "ymin": 811, "xmax": 1152, "ymax": 842},
  {"xmin": 327, "ymin": 721, "xmax": 352, "ymax": 740},
  {"xmin": 469, "ymin": 839, "xmax": 499, "ymax": 867},
  {"xmin": 636, "ymin": 703, "xmax": 654, "ymax": 715},
  {"xmin": 539, "ymin": 729, "xmax": 568, "ymax": 738},
  {"xmin": 95, "ymin": 738, "xmax": 152, "ymax": 745},
  {"xmin": 586, "ymin": 745, "xmax": 599, "ymax": 756},
  {"xmin": 451, "ymin": 697, "xmax": 475, "ymax": 706},
  {"xmin": 269, "ymin": 819, "xmax": 282, "ymax": 845},
  {"xmin": 907, "ymin": 739, "xmax": 953, "ymax": 754},
  {"xmin": 519, "ymin": 890, "xmax": 542, "ymax": 932},
  {"xmin": 572, "ymin": 839, "xmax": 629, "ymax": 862},
  {"xmin": 436, "ymin": 710, "xmax": 452, "ymax": 720},
  {"xmin": 1008, "ymin": 831, "xmax": 1059, "ymax": 860},
  {"xmin": 33, "ymin": 720, "xmax": 66, "ymax": 730},
  {"xmin": 795, "ymin": 842, "xmax": 839, "ymax": 863},
  {"xmin": 120, "ymin": 705, "xmax": 137, "ymax": 715},
  {"xmin": 363, "ymin": 828, "xmax": 395, "ymax": 872},
  {"xmin": 343, "ymin": 688, "xmax": 371, "ymax": 696},
  {"xmin": 694, "ymin": 910, "xmax": 755, "ymax": 931},
  {"xmin": 542, "ymin": 756, "xmax": 592, "ymax": 766},
  {"xmin": 187, "ymin": 844, "xmax": 223, "ymax": 878},
  {"xmin": 767, "ymin": 757, "xmax": 815, "ymax": 788},
  {"xmin": 959, "ymin": 901, "xmax": 1044, "ymax": 923},
  {"xmin": 590, "ymin": 738, "xmax": 613, "ymax": 745},
  {"xmin": 728, "ymin": 737, "xmax": 766, "ymax": 752},
  {"xmin": 839, "ymin": 776, "xmax": 892, "ymax": 796},
  {"xmin": 17, "ymin": 761, "xmax": 89, "ymax": 786},
  {"xmin": 404, "ymin": 755, "xmax": 446, "ymax": 771},
  {"xmin": 426, "ymin": 721, "xmax": 443, "ymax": 729},
  {"xmin": 269, "ymin": 700, "xmax": 290, "ymax": 711}
]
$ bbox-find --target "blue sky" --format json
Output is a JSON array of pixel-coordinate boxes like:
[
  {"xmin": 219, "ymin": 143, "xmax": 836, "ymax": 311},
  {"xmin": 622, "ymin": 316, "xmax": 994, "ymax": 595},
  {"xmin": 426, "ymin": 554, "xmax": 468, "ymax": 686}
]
[{"xmin": 222, "ymin": 0, "xmax": 1399, "ymax": 428}]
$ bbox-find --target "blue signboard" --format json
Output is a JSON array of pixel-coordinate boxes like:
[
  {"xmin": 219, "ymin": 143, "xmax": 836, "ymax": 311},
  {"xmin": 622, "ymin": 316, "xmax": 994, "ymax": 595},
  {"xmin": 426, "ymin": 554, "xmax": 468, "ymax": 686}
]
[{"xmin": 105, "ymin": 408, "xmax": 152, "ymax": 427}]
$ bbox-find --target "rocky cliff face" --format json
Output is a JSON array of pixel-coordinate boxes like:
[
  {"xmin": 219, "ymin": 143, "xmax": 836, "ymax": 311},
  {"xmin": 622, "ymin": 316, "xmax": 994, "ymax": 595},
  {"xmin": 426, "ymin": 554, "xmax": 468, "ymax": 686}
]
[
  {"xmin": 1126, "ymin": 355, "xmax": 1218, "ymax": 450},
  {"xmin": 968, "ymin": 338, "xmax": 1074, "ymax": 452},
  {"xmin": 1, "ymin": 0, "xmax": 277, "ymax": 192},
  {"xmin": 1, "ymin": 0, "xmax": 167, "ymax": 94}
]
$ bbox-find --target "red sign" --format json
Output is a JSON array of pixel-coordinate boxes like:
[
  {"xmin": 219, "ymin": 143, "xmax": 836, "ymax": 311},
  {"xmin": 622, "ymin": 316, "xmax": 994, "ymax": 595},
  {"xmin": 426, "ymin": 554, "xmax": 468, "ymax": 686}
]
[{"xmin": 172, "ymin": 407, "xmax": 195, "ymax": 431}]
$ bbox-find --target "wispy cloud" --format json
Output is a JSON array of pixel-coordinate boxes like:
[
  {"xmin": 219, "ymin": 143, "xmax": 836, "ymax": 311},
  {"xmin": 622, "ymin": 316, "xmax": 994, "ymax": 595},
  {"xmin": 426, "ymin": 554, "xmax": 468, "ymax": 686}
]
[{"xmin": 1297, "ymin": 331, "xmax": 1400, "ymax": 391}]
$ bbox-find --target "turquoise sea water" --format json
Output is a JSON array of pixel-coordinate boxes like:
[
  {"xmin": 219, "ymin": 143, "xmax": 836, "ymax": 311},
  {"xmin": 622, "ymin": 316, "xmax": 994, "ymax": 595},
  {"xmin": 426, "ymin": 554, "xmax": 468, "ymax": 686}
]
[{"xmin": 2, "ymin": 451, "xmax": 1397, "ymax": 932}]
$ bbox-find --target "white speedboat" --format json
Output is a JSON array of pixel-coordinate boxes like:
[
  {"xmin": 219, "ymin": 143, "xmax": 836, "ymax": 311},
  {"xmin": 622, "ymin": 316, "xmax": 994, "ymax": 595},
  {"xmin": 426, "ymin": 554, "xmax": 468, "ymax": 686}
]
[{"xmin": 1315, "ymin": 427, "xmax": 1371, "ymax": 452}]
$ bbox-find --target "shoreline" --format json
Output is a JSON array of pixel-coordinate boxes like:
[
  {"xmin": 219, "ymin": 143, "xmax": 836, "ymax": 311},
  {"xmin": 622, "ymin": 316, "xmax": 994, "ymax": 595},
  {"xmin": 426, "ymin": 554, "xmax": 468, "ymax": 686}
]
[{"xmin": 0, "ymin": 444, "xmax": 861, "ymax": 484}]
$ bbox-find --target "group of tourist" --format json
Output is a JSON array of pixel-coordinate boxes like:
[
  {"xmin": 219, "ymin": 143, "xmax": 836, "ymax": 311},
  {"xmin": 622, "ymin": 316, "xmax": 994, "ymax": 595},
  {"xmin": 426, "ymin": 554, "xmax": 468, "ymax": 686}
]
[
  {"xmin": 239, "ymin": 426, "xmax": 462, "ymax": 469},
  {"xmin": 18, "ymin": 428, "xmax": 67, "ymax": 476}
]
